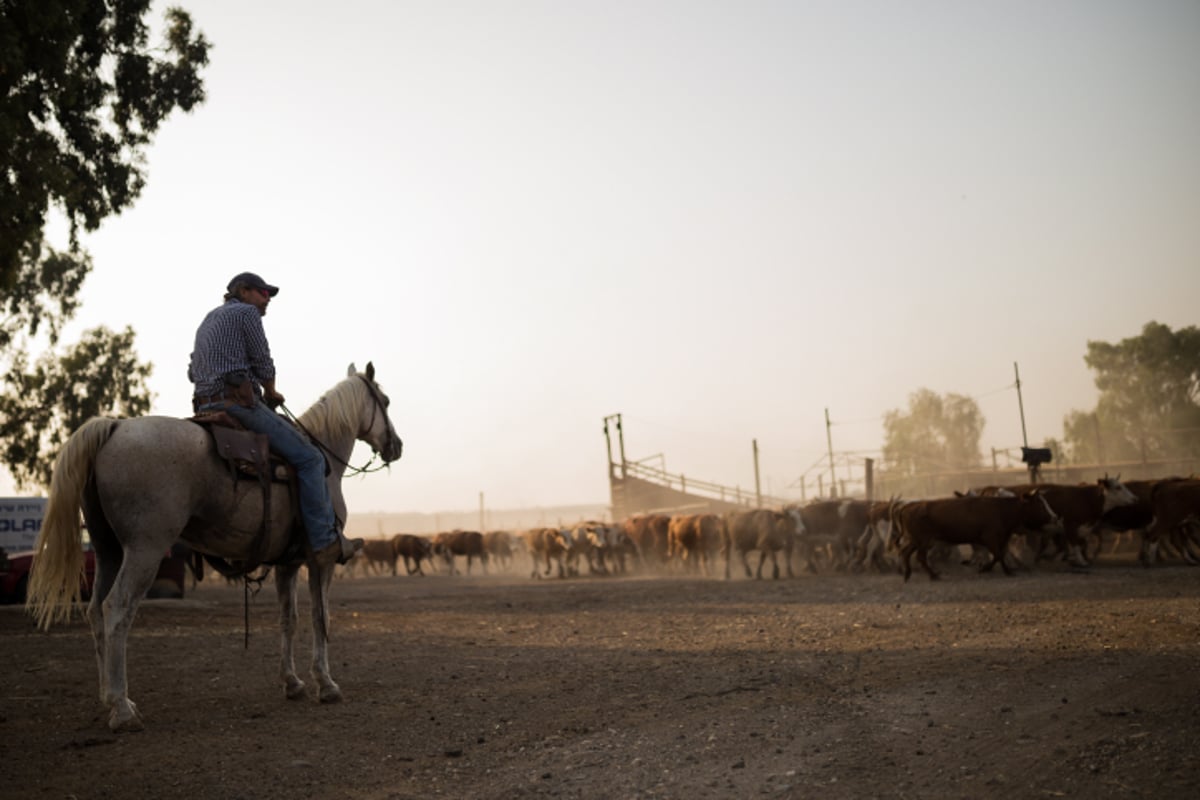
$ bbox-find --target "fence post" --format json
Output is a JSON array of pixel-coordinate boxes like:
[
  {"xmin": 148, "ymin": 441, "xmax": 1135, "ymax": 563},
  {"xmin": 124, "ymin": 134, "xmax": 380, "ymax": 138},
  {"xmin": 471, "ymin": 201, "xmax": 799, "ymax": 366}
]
[{"xmin": 753, "ymin": 439, "xmax": 762, "ymax": 508}]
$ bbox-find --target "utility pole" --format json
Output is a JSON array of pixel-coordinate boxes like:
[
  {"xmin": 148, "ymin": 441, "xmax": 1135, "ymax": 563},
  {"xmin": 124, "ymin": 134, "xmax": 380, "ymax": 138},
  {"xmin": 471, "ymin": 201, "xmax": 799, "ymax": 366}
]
[
  {"xmin": 825, "ymin": 408, "xmax": 837, "ymax": 498},
  {"xmin": 752, "ymin": 439, "xmax": 762, "ymax": 508},
  {"xmin": 1014, "ymin": 362, "xmax": 1050, "ymax": 483},
  {"xmin": 603, "ymin": 413, "xmax": 627, "ymax": 478},
  {"xmin": 1014, "ymin": 362, "xmax": 1029, "ymax": 449}
]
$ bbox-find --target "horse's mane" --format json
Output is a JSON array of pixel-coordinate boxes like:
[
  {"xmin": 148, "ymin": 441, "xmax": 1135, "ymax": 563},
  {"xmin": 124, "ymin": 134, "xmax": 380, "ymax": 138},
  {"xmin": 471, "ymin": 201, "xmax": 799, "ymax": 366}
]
[{"xmin": 298, "ymin": 375, "xmax": 366, "ymax": 442}]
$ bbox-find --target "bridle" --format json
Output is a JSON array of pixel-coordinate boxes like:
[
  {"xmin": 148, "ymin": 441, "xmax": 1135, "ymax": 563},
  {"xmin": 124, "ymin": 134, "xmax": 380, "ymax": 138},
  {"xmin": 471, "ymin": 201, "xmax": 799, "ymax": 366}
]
[{"xmin": 278, "ymin": 375, "xmax": 397, "ymax": 477}]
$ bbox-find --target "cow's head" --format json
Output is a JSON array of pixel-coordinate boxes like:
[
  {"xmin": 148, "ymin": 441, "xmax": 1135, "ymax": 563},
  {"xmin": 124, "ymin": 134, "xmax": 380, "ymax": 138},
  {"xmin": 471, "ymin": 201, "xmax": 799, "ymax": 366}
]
[
  {"xmin": 1098, "ymin": 474, "xmax": 1138, "ymax": 512},
  {"xmin": 784, "ymin": 505, "xmax": 807, "ymax": 537},
  {"xmin": 549, "ymin": 528, "xmax": 572, "ymax": 554},
  {"xmin": 583, "ymin": 526, "xmax": 606, "ymax": 550}
]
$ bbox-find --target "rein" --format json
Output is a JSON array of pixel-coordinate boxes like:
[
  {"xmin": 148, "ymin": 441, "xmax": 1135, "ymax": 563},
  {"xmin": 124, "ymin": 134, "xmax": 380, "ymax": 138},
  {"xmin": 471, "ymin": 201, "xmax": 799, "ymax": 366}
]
[{"xmin": 277, "ymin": 375, "xmax": 393, "ymax": 477}]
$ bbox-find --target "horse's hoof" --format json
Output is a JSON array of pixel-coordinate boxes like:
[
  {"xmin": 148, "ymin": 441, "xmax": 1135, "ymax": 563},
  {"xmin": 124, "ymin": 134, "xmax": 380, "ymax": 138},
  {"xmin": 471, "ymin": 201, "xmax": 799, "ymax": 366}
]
[
  {"xmin": 284, "ymin": 678, "xmax": 306, "ymax": 700},
  {"xmin": 108, "ymin": 701, "xmax": 144, "ymax": 733},
  {"xmin": 318, "ymin": 684, "xmax": 343, "ymax": 704}
]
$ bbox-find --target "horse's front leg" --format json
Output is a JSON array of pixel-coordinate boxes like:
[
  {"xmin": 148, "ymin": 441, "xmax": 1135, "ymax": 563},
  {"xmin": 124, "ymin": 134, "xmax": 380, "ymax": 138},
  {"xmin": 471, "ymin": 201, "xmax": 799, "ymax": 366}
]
[
  {"xmin": 307, "ymin": 562, "xmax": 342, "ymax": 703},
  {"xmin": 275, "ymin": 564, "xmax": 305, "ymax": 700}
]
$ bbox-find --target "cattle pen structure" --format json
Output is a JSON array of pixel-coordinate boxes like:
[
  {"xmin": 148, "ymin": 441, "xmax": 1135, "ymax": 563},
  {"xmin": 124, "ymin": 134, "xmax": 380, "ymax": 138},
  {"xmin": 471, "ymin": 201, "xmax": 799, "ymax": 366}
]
[
  {"xmin": 603, "ymin": 413, "xmax": 1199, "ymax": 519},
  {"xmin": 603, "ymin": 414, "xmax": 792, "ymax": 521}
]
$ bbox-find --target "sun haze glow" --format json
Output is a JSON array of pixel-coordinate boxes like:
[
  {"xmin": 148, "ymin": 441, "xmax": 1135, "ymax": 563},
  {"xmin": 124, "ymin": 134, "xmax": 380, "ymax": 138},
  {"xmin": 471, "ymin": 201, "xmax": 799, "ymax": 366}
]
[{"xmin": 4, "ymin": 1, "xmax": 1198, "ymax": 514}]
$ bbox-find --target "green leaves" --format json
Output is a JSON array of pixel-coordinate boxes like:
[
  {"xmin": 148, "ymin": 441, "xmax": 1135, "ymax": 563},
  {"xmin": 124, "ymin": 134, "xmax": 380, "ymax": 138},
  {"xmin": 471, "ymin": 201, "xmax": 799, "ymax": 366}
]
[
  {"xmin": 883, "ymin": 389, "xmax": 985, "ymax": 477},
  {"xmin": 0, "ymin": 326, "xmax": 154, "ymax": 489},
  {"xmin": 0, "ymin": 1, "xmax": 206, "ymax": 490},
  {"xmin": 0, "ymin": 242, "xmax": 91, "ymax": 350},
  {"xmin": 0, "ymin": 0, "xmax": 210, "ymax": 288},
  {"xmin": 1064, "ymin": 322, "xmax": 1200, "ymax": 463}
]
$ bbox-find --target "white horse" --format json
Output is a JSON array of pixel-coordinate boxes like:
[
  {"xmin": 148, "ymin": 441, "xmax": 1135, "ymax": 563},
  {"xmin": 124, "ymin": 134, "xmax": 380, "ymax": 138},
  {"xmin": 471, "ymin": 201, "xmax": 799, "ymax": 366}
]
[{"xmin": 27, "ymin": 362, "xmax": 402, "ymax": 732}]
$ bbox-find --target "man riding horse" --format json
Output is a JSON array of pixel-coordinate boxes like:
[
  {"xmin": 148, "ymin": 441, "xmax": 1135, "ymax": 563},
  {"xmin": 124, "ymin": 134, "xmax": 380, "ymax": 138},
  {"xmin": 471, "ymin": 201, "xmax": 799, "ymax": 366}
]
[{"xmin": 188, "ymin": 271, "xmax": 362, "ymax": 567}]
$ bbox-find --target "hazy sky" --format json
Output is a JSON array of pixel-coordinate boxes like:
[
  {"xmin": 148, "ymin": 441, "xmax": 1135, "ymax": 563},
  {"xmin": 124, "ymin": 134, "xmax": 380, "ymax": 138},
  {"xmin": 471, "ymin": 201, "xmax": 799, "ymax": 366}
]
[{"xmin": 5, "ymin": 0, "xmax": 1198, "ymax": 513}]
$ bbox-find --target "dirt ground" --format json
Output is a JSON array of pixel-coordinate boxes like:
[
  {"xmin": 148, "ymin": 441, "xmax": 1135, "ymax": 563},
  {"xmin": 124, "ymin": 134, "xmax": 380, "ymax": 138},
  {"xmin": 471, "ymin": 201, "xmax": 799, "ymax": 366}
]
[{"xmin": 2, "ymin": 552, "xmax": 1198, "ymax": 800}]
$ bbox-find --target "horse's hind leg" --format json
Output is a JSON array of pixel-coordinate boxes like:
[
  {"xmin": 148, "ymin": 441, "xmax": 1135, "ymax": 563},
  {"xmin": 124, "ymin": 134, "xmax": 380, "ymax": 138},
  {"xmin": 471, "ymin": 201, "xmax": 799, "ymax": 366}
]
[
  {"xmin": 87, "ymin": 551, "xmax": 121, "ymax": 704},
  {"xmin": 275, "ymin": 564, "xmax": 306, "ymax": 700},
  {"xmin": 307, "ymin": 563, "xmax": 342, "ymax": 703},
  {"xmin": 82, "ymin": 494, "xmax": 123, "ymax": 705},
  {"xmin": 100, "ymin": 547, "xmax": 163, "ymax": 732}
]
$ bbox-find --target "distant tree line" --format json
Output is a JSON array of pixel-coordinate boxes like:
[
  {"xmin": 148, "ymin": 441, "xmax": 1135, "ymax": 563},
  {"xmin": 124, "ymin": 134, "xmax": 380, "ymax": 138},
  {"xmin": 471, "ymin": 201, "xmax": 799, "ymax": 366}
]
[
  {"xmin": 881, "ymin": 321, "xmax": 1200, "ymax": 477},
  {"xmin": 1061, "ymin": 322, "xmax": 1200, "ymax": 465}
]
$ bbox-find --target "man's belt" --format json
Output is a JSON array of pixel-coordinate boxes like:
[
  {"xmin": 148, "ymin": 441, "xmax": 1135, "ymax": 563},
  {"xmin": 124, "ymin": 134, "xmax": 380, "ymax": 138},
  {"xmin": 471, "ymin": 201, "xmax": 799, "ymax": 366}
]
[{"xmin": 193, "ymin": 391, "xmax": 232, "ymax": 408}]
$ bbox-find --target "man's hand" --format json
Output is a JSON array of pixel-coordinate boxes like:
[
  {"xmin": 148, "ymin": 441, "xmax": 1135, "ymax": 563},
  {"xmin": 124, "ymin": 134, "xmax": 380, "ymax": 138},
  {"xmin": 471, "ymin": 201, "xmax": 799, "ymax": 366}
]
[{"xmin": 263, "ymin": 380, "xmax": 285, "ymax": 410}]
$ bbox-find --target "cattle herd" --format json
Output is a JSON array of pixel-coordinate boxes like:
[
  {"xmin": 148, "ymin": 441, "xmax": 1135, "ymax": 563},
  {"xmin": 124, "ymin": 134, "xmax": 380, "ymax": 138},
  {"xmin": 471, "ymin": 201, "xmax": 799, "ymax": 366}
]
[{"xmin": 344, "ymin": 475, "xmax": 1200, "ymax": 582}]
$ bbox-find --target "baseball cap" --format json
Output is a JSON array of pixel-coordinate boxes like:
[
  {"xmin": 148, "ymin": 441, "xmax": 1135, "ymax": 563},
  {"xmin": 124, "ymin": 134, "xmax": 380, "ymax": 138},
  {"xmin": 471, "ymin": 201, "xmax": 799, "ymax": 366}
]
[{"xmin": 227, "ymin": 272, "xmax": 279, "ymax": 296}]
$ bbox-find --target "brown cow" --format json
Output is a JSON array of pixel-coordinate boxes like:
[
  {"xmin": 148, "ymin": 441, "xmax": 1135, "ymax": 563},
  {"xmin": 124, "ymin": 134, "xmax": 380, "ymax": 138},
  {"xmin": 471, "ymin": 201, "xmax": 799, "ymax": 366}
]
[
  {"xmin": 392, "ymin": 533, "xmax": 433, "ymax": 575},
  {"xmin": 360, "ymin": 537, "xmax": 399, "ymax": 576},
  {"xmin": 787, "ymin": 499, "xmax": 870, "ymax": 572},
  {"xmin": 722, "ymin": 508, "xmax": 795, "ymax": 580},
  {"xmin": 561, "ymin": 525, "xmax": 597, "ymax": 577},
  {"xmin": 846, "ymin": 499, "xmax": 902, "ymax": 573},
  {"xmin": 991, "ymin": 476, "xmax": 1139, "ymax": 566},
  {"xmin": 483, "ymin": 530, "xmax": 516, "ymax": 571},
  {"xmin": 431, "ymin": 530, "xmax": 489, "ymax": 575},
  {"xmin": 523, "ymin": 527, "xmax": 568, "ymax": 579},
  {"xmin": 1140, "ymin": 478, "xmax": 1200, "ymax": 565},
  {"xmin": 893, "ymin": 491, "xmax": 1061, "ymax": 581},
  {"xmin": 1080, "ymin": 479, "xmax": 1155, "ymax": 559},
  {"xmin": 667, "ymin": 513, "xmax": 723, "ymax": 576},
  {"xmin": 622, "ymin": 514, "xmax": 671, "ymax": 571},
  {"xmin": 589, "ymin": 523, "xmax": 638, "ymax": 575},
  {"xmin": 952, "ymin": 488, "xmax": 1042, "ymax": 570},
  {"xmin": 567, "ymin": 522, "xmax": 635, "ymax": 576}
]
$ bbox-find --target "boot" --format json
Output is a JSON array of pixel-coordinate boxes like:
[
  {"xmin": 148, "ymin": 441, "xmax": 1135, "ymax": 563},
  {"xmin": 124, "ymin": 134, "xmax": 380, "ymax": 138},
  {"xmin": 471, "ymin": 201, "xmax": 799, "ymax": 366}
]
[{"xmin": 312, "ymin": 530, "xmax": 364, "ymax": 569}]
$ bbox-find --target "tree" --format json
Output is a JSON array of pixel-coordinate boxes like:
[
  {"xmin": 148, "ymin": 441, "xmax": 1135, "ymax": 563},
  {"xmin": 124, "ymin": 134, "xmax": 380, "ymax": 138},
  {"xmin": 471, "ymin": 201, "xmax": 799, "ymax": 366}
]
[
  {"xmin": 1, "ymin": 0, "xmax": 209, "ymax": 290},
  {"xmin": 882, "ymin": 388, "xmax": 985, "ymax": 476},
  {"xmin": 0, "ymin": 1, "xmax": 208, "ymax": 489},
  {"xmin": 1061, "ymin": 322, "xmax": 1200, "ymax": 464},
  {"xmin": 0, "ymin": 327, "xmax": 152, "ymax": 488}
]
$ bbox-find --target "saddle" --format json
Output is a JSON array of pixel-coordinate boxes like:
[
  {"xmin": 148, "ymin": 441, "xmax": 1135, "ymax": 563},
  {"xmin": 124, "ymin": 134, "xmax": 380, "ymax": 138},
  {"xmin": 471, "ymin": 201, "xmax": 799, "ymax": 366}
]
[
  {"xmin": 191, "ymin": 411, "xmax": 288, "ymax": 481},
  {"xmin": 188, "ymin": 411, "xmax": 304, "ymax": 577}
]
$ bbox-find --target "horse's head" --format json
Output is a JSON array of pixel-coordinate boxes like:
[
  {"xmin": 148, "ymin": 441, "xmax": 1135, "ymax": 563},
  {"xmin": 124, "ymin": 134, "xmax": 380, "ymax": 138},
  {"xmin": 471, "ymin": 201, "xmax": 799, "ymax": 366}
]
[{"xmin": 348, "ymin": 362, "xmax": 403, "ymax": 463}]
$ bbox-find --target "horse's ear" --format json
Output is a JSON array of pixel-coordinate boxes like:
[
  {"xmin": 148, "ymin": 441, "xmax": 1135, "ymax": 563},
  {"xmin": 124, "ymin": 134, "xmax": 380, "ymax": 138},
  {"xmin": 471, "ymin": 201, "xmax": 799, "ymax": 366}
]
[
  {"xmin": 347, "ymin": 363, "xmax": 357, "ymax": 377},
  {"xmin": 365, "ymin": 361, "xmax": 375, "ymax": 380}
]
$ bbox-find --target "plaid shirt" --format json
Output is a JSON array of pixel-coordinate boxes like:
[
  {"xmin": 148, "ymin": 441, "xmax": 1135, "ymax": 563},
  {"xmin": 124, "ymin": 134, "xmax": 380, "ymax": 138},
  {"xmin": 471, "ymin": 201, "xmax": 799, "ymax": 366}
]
[{"xmin": 188, "ymin": 298, "xmax": 277, "ymax": 397}]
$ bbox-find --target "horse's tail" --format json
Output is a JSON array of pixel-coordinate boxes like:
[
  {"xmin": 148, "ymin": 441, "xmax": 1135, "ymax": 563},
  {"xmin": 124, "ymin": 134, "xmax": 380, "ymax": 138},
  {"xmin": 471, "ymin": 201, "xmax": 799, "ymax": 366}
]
[{"xmin": 26, "ymin": 417, "xmax": 120, "ymax": 630}]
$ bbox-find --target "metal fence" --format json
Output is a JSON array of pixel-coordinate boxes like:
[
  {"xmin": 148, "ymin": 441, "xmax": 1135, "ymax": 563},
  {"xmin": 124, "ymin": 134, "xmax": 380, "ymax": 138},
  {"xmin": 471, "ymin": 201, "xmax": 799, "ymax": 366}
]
[{"xmin": 868, "ymin": 456, "xmax": 1199, "ymax": 501}]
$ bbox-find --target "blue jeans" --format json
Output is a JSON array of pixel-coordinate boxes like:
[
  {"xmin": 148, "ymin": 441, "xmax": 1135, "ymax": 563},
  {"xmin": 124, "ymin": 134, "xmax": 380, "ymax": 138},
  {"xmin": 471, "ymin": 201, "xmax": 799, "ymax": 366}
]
[{"xmin": 199, "ymin": 398, "xmax": 338, "ymax": 552}]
